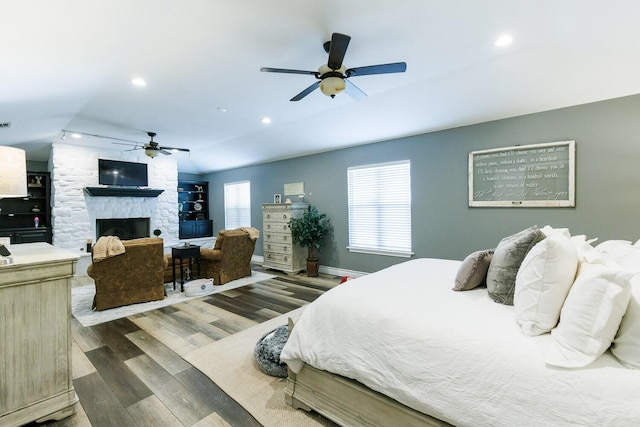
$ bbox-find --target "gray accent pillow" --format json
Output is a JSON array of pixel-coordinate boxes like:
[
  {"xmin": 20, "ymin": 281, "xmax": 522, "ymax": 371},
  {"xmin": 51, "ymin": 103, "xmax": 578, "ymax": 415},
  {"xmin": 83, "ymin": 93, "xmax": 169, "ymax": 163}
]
[
  {"xmin": 486, "ymin": 226, "xmax": 545, "ymax": 305},
  {"xmin": 453, "ymin": 249, "xmax": 494, "ymax": 291}
]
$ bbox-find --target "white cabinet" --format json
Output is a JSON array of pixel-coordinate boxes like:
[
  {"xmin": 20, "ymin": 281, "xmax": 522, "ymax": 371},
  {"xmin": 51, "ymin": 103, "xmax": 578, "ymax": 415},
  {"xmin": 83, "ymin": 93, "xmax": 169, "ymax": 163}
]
[
  {"xmin": 0, "ymin": 243, "xmax": 79, "ymax": 426},
  {"xmin": 262, "ymin": 203, "xmax": 308, "ymax": 274}
]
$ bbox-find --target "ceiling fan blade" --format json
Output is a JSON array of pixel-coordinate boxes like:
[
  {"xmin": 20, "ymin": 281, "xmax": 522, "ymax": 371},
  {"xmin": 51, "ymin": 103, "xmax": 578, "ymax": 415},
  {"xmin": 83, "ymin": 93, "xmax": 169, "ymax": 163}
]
[
  {"xmin": 261, "ymin": 67, "xmax": 319, "ymax": 77},
  {"xmin": 159, "ymin": 146, "xmax": 190, "ymax": 153},
  {"xmin": 290, "ymin": 81, "xmax": 320, "ymax": 101},
  {"xmin": 327, "ymin": 33, "xmax": 351, "ymax": 70},
  {"xmin": 346, "ymin": 62, "xmax": 407, "ymax": 77},
  {"xmin": 158, "ymin": 149, "xmax": 171, "ymax": 155},
  {"xmin": 112, "ymin": 141, "xmax": 137, "ymax": 147},
  {"xmin": 344, "ymin": 79, "xmax": 367, "ymax": 101}
]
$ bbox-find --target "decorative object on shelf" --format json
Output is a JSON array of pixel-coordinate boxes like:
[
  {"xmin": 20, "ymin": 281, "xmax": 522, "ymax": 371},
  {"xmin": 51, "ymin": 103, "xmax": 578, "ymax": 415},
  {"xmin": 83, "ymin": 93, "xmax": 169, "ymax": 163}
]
[
  {"xmin": 288, "ymin": 205, "xmax": 331, "ymax": 277},
  {"xmin": 0, "ymin": 147, "xmax": 28, "ymax": 199},
  {"xmin": 178, "ymin": 202, "xmax": 184, "ymax": 212},
  {"xmin": 31, "ymin": 204, "xmax": 40, "ymax": 213},
  {"xmin": 194, "ymin": 185, "xmax": 203, "ymax": 192},
  {"xmin": 34, "ymin": 216, "xmax": 40, "ymax": 227},
  {"xmin": 194, "ymin": 202, "xmax": 203, "ymax": 211},
  {"xmin": 274, "ymin": 194, "xmax": 282, "ymax": 204}
]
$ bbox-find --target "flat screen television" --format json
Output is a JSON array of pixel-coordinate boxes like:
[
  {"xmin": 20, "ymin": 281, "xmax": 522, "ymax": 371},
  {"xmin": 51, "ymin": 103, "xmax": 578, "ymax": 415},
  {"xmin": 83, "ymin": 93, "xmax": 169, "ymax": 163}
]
[{"xmin": 98, "ymin": 159, "xmax": 148, "ymax": 187}]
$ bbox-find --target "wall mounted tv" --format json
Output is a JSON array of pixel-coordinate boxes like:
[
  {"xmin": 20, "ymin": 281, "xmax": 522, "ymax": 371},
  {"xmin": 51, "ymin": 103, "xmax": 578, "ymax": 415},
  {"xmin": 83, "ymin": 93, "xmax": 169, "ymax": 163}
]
[{"xmin": 98, "ymin": 159, "xmax": 148, "ymax": 187}]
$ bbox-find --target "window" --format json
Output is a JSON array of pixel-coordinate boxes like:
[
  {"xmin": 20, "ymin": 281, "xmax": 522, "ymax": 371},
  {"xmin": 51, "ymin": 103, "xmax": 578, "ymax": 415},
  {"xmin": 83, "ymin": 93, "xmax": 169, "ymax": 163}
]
[
  {"xmin": 347, "ymin": 160, "xmax": 412, "ymax": 257},
  {"xmin": 224, "ymin": 181, "xmax": 251, "ymax": 229}
]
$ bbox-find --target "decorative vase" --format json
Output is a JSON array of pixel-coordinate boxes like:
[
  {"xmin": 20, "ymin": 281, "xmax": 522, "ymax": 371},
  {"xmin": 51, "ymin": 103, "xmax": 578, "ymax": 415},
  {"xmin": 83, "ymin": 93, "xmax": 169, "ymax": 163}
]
[{"xmin": 306, "ymin": 257, "xmax": 319, "ymax": 277}]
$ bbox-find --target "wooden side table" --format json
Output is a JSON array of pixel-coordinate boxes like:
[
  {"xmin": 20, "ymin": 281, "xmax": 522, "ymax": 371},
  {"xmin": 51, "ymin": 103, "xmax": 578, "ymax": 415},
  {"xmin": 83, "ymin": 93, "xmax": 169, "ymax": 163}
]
[{"xmin": 171, "ymin": 244, "xmax": 201, "ymax": 292}]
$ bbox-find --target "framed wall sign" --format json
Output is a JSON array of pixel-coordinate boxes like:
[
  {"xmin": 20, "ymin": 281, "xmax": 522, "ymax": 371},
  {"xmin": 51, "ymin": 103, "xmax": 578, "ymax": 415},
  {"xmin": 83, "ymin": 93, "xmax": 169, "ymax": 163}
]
[{"xmin": 469, "ymin": 140, "xmax": 575, "ymax": 207}]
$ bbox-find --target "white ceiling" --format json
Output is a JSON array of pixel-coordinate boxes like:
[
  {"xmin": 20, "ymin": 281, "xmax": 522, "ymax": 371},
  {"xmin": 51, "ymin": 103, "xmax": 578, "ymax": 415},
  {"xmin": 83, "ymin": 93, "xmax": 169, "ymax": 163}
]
[{"xmin": 2, "ymin": 0, "xmax": 640, "ymax": 174}]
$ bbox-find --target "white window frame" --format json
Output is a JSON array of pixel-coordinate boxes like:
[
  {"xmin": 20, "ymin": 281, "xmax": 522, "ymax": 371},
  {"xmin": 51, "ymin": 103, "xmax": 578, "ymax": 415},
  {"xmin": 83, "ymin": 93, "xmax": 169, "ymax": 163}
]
[
  {"xmin": 347, "ymin": 160, "xmax": 413, "ymax": 258},
  {"xmin": 224, "ymin": 180, "xmax": 251, "ymax": 229}
]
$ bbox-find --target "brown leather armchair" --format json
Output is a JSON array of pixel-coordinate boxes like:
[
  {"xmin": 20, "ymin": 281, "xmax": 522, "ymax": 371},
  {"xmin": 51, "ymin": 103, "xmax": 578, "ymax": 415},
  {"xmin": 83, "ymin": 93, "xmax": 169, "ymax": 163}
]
[
  {"xmin": 88, "ymin": 237, "xmax": 166, "ymax": 310},
  {"xmin": 200, "ymin": 227, "xmax": 259, "ymax": 285}
]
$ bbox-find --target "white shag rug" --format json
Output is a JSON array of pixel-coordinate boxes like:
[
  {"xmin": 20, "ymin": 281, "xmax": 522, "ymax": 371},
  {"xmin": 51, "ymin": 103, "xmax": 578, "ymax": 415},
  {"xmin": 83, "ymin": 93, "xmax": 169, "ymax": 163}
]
[{"xmin": 72, "ymin": 271, "xmax": 275, "ymax": 327}]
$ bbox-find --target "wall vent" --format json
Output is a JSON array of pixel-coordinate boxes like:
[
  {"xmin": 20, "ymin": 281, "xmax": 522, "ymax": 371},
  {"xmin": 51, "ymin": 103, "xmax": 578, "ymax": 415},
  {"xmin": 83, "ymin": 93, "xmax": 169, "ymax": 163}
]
[{"xmin": 0, "ymin": 122, "xmax": 11, "ymax": 128}]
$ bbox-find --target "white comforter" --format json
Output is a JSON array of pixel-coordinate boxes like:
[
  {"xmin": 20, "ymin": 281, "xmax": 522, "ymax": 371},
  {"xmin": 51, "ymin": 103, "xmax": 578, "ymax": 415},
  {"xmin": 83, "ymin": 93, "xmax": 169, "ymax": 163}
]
[{"xmin": 281, "ymin": 258, "xmax": 640, "ymax": 427}]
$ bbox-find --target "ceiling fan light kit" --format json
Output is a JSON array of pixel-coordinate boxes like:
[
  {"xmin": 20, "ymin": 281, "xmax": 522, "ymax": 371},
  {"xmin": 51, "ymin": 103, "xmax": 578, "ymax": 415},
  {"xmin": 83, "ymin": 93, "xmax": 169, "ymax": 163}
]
[
  {"xmin": 261, "ymin": 32, "xmax": 406, "ymax": 101},
  {"xmin": 319, "ymin": 65, "xmax": 347, "ymax": 98}
]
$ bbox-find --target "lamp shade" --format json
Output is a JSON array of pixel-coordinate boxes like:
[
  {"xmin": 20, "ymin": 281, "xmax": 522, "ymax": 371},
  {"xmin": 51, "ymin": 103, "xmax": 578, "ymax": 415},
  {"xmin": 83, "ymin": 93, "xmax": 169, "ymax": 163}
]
[
  {"xmin": 0, "ymin": 146, "xmax": 28, "ymax": 198},
  {"xmin": 145, "ymin": 148, "xmax": 159, "ymax": 158}
]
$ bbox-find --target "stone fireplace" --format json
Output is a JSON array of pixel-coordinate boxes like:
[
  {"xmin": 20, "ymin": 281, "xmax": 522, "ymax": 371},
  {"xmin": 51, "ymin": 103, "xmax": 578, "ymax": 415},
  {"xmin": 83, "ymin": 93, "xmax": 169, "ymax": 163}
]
[{"xmin": 49, "ymin": 143, "xmax": 179, "ymax": 252}]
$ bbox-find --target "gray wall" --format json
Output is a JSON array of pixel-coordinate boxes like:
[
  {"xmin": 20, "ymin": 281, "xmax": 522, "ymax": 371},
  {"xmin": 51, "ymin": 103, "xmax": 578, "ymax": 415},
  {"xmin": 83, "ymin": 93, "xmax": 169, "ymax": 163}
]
[{"xmin": 203, "ymin": 94, "xmax": 640, "ymax": 273}]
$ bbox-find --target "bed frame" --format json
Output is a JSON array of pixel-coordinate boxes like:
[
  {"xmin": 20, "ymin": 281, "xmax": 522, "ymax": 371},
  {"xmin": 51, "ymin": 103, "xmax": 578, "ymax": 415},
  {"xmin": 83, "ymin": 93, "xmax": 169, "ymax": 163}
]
[{"xmin": 285, "ymin": 319, "xmax": 451, "ymax": 427}]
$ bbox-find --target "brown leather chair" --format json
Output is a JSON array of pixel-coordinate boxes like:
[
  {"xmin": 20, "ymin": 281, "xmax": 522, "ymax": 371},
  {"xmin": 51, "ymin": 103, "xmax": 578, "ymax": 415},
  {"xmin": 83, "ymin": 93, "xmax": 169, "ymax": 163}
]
[
  {"xmin": 200, "ymin": 227, "xmax": 259, "ymax": 285},
  {"xmin": 88, "ymin": 237, "xmax": 166, "ymax": 310}
]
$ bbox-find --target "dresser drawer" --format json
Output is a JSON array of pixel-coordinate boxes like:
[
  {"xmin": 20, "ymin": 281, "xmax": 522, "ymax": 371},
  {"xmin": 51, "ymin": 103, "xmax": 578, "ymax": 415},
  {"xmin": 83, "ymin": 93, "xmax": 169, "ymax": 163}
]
[
  {"xmin": 263, "ymin": 221, "xmax": 290, "ymax": 233},
  {"xmin": 264, "ymin": 251, "xmax": 294, "ymax": 266},
  {"xmin": 264, "ymin": 231, "xmax": 292, "ymax": 244},
  {"xmin": 263, "ymin": 209, "xmax": 293, "ymax": 224},
  {"xmin": 264, "ymin": 241, "xmax": 293, "ymax": 255}
]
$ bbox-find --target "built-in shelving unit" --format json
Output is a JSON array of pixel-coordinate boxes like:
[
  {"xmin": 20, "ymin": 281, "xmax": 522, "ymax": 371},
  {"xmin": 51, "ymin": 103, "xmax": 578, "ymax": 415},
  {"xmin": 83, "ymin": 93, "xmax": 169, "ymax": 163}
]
[
  {"xmin": 0, "ymin": 172, "xmax": 52, "ymax": 243},
  {"xmin": 178, "ymin": 180, "xmax": 213, "ymax": 239}
]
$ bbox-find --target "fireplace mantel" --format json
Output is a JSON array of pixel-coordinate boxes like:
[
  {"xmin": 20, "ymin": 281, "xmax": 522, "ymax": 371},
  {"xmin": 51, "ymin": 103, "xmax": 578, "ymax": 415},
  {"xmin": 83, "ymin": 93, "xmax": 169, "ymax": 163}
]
[{"xmin": 84, "ymin": 187, "xmax": 164, "ymax": 198}]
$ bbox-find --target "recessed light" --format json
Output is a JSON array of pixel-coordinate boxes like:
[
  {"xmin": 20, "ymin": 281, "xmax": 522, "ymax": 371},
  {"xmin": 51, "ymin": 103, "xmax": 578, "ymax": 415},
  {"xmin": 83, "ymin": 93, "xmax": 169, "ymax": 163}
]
[
  {"xmin": 71, "ymin": 133, "xmax": 81, "ymax": 139},
  {"xmin": 131, "ymin": 77, "xmax": 147, "ymax": 87},
  {"xmin": 495, "ymin": 34, "xmax": 513, "ymax": 47},
  {"xmin": 217, "ymin": 106, "xmax": 228, "ymax": 112},
  {"xmin": 261, "ymin": 117, "xmax": 272, "ymax": 124}
]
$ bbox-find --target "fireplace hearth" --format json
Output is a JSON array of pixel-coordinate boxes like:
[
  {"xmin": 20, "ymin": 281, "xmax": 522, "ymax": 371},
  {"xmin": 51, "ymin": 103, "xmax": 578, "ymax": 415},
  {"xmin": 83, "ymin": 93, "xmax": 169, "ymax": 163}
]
[{"xmin": 96, "ymin": 218, "xmax": 150, "ymax": 241}]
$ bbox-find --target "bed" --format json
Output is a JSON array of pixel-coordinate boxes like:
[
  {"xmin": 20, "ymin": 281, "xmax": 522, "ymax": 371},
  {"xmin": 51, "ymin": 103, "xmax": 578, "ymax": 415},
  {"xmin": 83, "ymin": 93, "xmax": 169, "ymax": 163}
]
[{"xmin": 280, "ymin": 227, "xmax": 640, "ymax": 427}]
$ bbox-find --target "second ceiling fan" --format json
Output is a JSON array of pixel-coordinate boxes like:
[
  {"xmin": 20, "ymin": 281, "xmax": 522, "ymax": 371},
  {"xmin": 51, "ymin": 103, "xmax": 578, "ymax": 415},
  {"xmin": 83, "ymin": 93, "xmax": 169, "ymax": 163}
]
[{"xmin": 261, "ymin": 33, "xmax": 407, "ymax": 101}]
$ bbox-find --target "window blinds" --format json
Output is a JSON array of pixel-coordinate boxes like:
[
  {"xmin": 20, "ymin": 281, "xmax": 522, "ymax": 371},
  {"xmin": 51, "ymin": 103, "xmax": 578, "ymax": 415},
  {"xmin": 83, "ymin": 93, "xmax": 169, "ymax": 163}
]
[
  {"xmin": 224, "ymin": 181, "xmax": 251, "ymax": 229},
  {"xmin": 347, "ymin": 160, "xmax": 412, "ymax": 257}
]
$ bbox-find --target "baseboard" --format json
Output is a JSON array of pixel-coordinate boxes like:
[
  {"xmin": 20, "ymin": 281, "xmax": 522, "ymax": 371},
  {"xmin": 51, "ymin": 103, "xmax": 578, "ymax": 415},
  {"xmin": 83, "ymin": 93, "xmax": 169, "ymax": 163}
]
[{"xmin": 252, "ymin": 255, "xmax": 368, "ymax": 279}]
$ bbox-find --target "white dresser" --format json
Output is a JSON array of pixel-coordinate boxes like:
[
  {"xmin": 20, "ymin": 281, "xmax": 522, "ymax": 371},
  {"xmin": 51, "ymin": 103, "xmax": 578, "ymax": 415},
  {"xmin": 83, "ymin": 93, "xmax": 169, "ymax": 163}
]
[
  {"xmin": 0, "ymin": 243, "xmax": 79, "ymax": 426},
  {"xmin": 262, "ymin": 203, "xmax": 308, "ymax": 274}
]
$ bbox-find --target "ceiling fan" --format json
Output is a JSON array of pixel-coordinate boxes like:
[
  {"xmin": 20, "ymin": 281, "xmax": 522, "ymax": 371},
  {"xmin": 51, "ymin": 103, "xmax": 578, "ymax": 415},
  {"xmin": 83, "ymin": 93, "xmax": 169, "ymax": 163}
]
[
  {"xmin": 260, "ymin": 32, "xmax": 407, "ymax": 101},
  {"xmin": 61, "ymin": 130, "xmax": 190, "ymax": 158}
]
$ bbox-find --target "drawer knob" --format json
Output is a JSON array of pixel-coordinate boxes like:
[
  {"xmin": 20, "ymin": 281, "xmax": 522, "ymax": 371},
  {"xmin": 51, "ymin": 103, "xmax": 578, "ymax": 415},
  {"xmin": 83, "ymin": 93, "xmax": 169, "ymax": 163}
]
[
  {"xmin": 267, "ymin": 224, "xmax": 271, "ymax": 229},
  {"xmin": 267, "ymin": 214, "xmax": 271, "ymax": 219},
  {"xmin": 283, "ymin": 256, "xmax": 288, "ymax": 262},
  {"xmin": 283, "ymin": 214, "xmax": 287, "ymax": 220}
]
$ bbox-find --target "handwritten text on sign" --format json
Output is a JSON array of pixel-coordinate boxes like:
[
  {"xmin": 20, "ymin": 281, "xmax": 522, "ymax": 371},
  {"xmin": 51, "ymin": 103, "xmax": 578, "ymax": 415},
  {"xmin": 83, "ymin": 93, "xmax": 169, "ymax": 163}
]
[{"xmin": 469, "ymin": 141, "xmax": 575, "ymax": 207}]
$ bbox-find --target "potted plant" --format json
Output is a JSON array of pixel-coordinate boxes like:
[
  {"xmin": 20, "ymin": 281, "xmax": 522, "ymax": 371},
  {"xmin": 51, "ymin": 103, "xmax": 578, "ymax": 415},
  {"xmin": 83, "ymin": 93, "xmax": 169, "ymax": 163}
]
[{"xmin": 288, "ymin": 205, "xmax": 330, "ymax": 277}]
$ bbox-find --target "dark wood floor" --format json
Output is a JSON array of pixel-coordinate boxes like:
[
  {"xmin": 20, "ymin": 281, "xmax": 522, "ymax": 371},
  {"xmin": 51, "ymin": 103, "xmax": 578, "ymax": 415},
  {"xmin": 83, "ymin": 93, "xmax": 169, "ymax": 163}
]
[{"xmin": 30, "ymin": 266, "xmax": 339, "ymax": 427}]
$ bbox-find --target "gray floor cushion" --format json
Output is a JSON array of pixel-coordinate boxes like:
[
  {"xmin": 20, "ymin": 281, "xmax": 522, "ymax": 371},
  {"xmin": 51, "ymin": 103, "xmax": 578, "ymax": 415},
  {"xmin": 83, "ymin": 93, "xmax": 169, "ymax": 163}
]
[{"xmin": 254, "ymin": 325, "xmax": 289, "ymax": 378}]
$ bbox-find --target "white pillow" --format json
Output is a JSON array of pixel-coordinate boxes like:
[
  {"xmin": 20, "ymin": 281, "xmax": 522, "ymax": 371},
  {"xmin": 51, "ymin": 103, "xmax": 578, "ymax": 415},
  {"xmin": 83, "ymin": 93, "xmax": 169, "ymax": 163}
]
[
  {"xmin": 545, "ymin": 262, "xmax": 632, "ymax": 368},
  {"xmin": 540, "ymin": 225, "xmax": 571, "ymax": 238},
  {"xmin": 611, "ymin": 274, "xmax": 640, "ymax": 368},
  {"xmin": 570, "ymin": 235, "xmax": 598, "ymax": 262},
  {"xmin": 514, "ymin": 233, "xmax": 578, "ymax": 336},
  {"xmin": 596, "ymin": 240, "xmax": 640, "ymax": 272}
]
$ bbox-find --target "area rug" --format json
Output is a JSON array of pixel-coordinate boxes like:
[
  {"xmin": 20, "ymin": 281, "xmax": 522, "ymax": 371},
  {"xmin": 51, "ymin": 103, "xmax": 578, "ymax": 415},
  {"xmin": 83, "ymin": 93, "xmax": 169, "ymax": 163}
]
[
  {"xmin": 72, "ymin": 271, "xmax": 275, "ymax": 327},
  {"xmin": 184, "ymin": 308, "xmax": 337, "ymax": 427}
]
